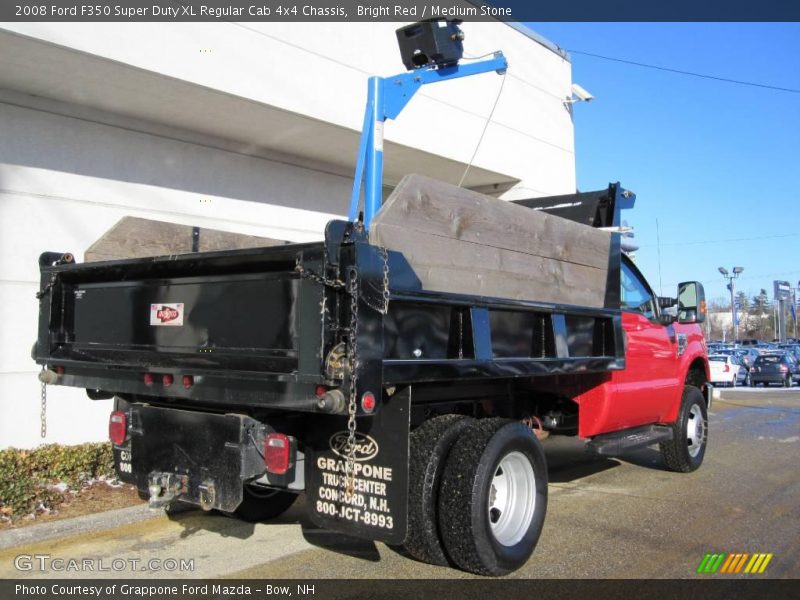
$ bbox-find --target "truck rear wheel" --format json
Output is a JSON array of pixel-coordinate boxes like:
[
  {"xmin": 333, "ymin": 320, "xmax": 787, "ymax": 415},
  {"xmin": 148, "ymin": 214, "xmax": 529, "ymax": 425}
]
[
  {"xmin": 660, "ymin": 386, "xmax": 708, "ymax": 473},
  {"xmin": 400, "ymin": 414, "xmax": 475, "ymax": 566},
  {"xmin": 438, "ymin": 419, "xmax": 548, "ymax": 576},
  {"xmin": 228, "ymin": 484, "xmax": 297, "ymax": 522}
]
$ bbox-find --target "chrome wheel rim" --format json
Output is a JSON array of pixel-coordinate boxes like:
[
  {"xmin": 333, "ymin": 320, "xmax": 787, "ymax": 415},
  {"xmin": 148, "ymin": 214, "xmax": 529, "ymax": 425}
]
[
  {"xmin": 488, "ymin": 451, "xmax": 536, "ymax": 546},
  {"xmin": 686, "ymin": 404, "xmax": 706, "ymax": 458}
]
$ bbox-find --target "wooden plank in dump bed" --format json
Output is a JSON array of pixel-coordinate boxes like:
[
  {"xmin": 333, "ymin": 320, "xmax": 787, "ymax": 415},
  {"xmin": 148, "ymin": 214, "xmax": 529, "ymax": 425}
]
[
  {"xmin": 369, "ymin": 175, "xmax": 613, "ymax": 308},
  {"xmin": 85, "ymin": 216, "xmax": 288, "ymax": 262}
]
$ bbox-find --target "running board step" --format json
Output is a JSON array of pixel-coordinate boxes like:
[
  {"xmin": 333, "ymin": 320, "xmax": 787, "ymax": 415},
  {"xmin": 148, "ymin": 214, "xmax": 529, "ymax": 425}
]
[{"xmin": 585, "ymin": 425, "xmax": 673, "ymax": 457}]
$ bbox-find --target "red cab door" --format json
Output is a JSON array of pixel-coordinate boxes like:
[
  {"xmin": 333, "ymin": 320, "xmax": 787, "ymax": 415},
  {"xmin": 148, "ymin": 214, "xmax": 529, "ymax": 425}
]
[{"xmin": 607, "ymin": 259, "xmax": 680, "ymax": 430}]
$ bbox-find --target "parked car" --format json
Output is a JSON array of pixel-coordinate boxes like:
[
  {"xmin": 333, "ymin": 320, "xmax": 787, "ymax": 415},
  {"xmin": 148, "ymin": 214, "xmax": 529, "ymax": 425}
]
[
  {"xmin": 708, "ymin": 354, "xmax": 741, "ymax": 387},
  {"xmin": 733, "ymin": 353, "xmax": 752, "ymax": 386},
  {"xmin": 717, "ymin": 351, "xmax": 752, "ymax": 386},
  {"xmin": 750, "ymin": 353, "xmax": 798, "ymax": 387},
  {"xmin": 778, "ymin": 344, "xmax": 800, "ymax": 363}
]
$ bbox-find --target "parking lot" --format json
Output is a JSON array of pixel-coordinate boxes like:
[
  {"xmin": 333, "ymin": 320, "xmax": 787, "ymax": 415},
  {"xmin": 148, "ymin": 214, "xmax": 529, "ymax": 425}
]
[{"xmin": 1, "ymin": 388, "xmax": 798, "ymax": 580}]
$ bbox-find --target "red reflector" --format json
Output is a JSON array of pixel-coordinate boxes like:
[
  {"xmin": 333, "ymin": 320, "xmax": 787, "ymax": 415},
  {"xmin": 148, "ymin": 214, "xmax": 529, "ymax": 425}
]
[
  {"xmin": 182, "ymin": 375, "xmax": 194, "ymax": 389},
  {"xmin": 724, "ymin": 364, "xmax": 729, "ymax": 372},
  {"xmin": 361, "ymin": 391, "xmax": 376, "ymax": 413},
  {"xmin": 143, "ymin": 373, "xmax": 154, "ymax": 386},
  {"xmin": 109, "ymin": 411, "xmax": 127, "ymax": 445},
  {"xmin": 315, "ymin": 385, "xmax": 328, "ymax": 398},
  {"xmin": 55, "ymin": 366, "xmax": 65, "ymax": 375},
  {"xmin": 265, "ymin": 433, "xmax": 290, "ymax": 475},
  {"xmin": 162, "ymin": 374, "xmax": 173, "ymax": 386}
]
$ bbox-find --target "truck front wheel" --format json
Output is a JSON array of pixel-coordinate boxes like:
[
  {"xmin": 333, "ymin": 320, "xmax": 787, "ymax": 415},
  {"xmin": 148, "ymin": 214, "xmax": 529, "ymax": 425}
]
[
  {"xmin": 660, "ymin": 386, "xmax": 708, "ymax": 473},
  {"xmin": 227, "ymin": 484, "xmax": 297, "ymax": 522},
  {"xmin": 437, "ymin": 419, "xmax": 548, "ymax": 576}
]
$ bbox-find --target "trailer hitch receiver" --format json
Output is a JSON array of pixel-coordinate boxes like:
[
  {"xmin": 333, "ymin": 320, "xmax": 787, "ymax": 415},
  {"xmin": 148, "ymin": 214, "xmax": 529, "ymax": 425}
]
[{"xmin": 147, "ymin": 472, "xmax": 188, "ymax": 509}]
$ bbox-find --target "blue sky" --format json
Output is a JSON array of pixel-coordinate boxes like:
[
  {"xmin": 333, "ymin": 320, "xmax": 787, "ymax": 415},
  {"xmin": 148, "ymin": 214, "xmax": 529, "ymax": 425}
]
[{"xmin": 527, "ymin": 23, "xmax": 800, "ymax": 306}]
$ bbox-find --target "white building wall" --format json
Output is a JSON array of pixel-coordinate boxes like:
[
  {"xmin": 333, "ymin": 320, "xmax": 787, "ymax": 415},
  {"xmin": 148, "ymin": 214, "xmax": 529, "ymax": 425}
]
[
  {"xmin": 0, "ymin": 20, "xmax": 575, "ymax": 448},
  {"xmin": 0, "ymin": 99, "xmax": 344, "ymax": 449},
  {"xmin": 1, "ymin": 21, "xmax": 575, "ymax": 195}
]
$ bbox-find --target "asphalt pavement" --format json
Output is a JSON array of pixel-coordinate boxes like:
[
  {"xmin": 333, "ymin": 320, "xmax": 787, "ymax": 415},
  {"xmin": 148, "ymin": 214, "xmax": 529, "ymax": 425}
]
[{"xmin": 1, "ymin": 388, "xmax": 798, "ymax": 579}]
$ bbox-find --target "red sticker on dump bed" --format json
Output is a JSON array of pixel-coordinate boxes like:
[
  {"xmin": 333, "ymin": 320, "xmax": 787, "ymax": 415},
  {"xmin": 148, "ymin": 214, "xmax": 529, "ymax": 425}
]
[{"xmin": 150, "ymin": 303, "xmax": 184, "ymax": 326}]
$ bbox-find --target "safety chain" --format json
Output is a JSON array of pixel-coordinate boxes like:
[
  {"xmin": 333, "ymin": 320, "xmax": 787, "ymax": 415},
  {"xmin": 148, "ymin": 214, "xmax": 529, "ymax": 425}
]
[
  {"xmin": 36, "ymin": 274, "xmax": 57, "ymax": 300},
  {"xmin": 344, "ymin": 272, "xmax": 359, "ymax": 499},
  {"xmin": 297, "ymin": 249, "xmax": 391, "ymax": 498},
  {"xmin": 356, "ymin": 246, "xmax": 391, "ymax": 315},
  {"xmin": 378, "ymin": 246, "xmax": 390, "ymax": 315},
  {"xmin": 39, "ymin": 367, "xmax": 47, "ymax": 438},
  {"xmin": 294, "ymin": 260, "xmax": 346, "ymax": 290}
]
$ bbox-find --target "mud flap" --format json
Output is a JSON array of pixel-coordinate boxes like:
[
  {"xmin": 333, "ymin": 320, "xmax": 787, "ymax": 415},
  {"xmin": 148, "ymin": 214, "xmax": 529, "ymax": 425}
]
[{"xmin": 305, "ymin": 388, "xmax": 410, "ymax": 544}]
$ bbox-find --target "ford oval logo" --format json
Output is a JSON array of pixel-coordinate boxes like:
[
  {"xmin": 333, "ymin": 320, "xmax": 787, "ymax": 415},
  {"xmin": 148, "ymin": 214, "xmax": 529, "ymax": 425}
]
[{"xmin": 329, "ymin": 431, "xmax": 379, "ymax": 461}]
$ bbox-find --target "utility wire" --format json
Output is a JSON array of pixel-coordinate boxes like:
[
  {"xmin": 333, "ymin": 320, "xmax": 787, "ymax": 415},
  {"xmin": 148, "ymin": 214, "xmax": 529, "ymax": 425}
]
[
  {"xmin": 639, "ymin": 232, "xmax": 800, "ymax": 248},
  {"xmin": 568, "ymin": 49, "xmax": 800, "ymax": 95},
  {"xmin": 458, "ymin": 71, "xmax": 507, "ymax": 187}
]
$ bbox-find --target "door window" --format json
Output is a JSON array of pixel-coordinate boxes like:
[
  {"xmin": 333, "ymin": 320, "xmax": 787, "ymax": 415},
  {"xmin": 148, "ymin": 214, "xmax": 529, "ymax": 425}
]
[{"xmin": 621, "ymin": 262, "xmax": 656, "ymax": 319}]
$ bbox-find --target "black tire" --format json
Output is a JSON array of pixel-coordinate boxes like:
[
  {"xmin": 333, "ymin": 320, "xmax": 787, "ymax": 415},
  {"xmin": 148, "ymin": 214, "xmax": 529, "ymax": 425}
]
[
  {"xmin": 784, "ymin": 375, "xmax": 792, "ymax": 388},
  {"xmin": 744, "ymin": 373, "xmax": 751, "ymax": 387},
  {"xmin": 660, "ymin": 386, "xmax": 708, "ymax": 473},
  {"xmin": 438, "ymin": 419, "xmax": 548, "ymax": 576},
  {"xmin": 399, "ymin": 414, "xmax": 476, "ymax": 566},
  {"xmin": 228, "ymin": 484, "xmax": 297, "ymax": 522}
]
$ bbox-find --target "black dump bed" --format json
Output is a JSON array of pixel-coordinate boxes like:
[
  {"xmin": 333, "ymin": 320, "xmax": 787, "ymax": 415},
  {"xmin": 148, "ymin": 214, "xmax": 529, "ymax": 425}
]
[
  {"xmin": 34, "ymin": 180, "xmax": 631, "ymax": 415},
  {"xmin": 34, "ymin": 241, "xmax": 330, "ymax": 411}
]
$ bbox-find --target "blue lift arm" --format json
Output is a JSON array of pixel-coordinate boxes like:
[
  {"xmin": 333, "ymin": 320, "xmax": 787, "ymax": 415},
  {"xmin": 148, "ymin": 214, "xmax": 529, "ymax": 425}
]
[{"xmin": 348, "ymin": 52, "xmax": 508, "ymax": 230}]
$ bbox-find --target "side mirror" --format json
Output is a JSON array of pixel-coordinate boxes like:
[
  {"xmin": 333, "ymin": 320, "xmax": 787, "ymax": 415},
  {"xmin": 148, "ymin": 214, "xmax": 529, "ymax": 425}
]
[
  {"xmin": 658, "ymin": 296, "xmax": 677, "ymax": 309},
  {"xmin": 658, "ymin": 313, "xmax": 676, "ymax": 326},
  {"xmin": 677, "ymin": 281, "xmax": 706, "ymax": 324}
]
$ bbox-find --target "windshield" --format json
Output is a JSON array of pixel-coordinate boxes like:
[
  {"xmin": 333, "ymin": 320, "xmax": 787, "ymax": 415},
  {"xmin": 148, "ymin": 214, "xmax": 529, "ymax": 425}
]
[{"xmin": 756, "ymin": 356, "xmax": 780, "ymax": 364}]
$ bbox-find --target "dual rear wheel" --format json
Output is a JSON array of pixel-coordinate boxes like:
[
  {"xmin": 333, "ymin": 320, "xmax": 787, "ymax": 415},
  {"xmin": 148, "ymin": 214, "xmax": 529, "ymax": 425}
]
[{"xmin": 402, "ymin": 416, "xmax": 548, "ymax": 576}]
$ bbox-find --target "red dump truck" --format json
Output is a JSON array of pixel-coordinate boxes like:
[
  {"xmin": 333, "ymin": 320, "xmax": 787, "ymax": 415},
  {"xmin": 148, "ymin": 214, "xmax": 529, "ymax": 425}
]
[{"xmin": 32, "ymin": 20, "xmax": 710, "ymax": 576}]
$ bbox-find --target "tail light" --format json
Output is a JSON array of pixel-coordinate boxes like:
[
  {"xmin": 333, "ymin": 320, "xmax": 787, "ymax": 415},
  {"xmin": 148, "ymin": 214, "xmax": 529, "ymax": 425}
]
[
  {"xmin": 265, "ymin": 433, "xmax": 291, "ymax": 475},
  {"xmin": 143, "ymin": 373, "xmax": 154, "ymax": 386},
  {"xmin": 162, "ymin": 374, "xmax": 174, "ymax": 386},
  {"xmin": 182, "ymin": 375, "xmax": 194, "ymax": 389},
  {"xmin": 779, "ymin": 365, "xmax": 788, "ymax": 373},
  {"xmin": 723, "ymin": 364, "xmax": 730, "ymax": 373},
  {"xmin": 361, "ymin": 391, "xmax": 376, "ymax": 413},
  {"xmin": 109, "ymin": 411, "xmax": 127, "ymax": 445}
]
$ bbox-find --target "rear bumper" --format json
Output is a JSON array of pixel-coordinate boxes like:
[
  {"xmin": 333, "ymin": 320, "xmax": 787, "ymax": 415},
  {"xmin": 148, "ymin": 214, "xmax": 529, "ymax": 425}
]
[
  {"xmin": 113, "ymin": 399, "xmax": 286, "ymax": 512},
  {"xmin": 751, "ymin": 373, "xmax": 789, "ymax": 384}
]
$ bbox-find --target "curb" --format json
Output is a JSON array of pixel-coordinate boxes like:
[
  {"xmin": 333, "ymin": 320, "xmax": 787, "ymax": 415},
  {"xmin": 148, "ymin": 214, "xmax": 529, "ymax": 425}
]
[{"xmin": 0, "ymin": 503, "xmax": 160, "ymax": 551}]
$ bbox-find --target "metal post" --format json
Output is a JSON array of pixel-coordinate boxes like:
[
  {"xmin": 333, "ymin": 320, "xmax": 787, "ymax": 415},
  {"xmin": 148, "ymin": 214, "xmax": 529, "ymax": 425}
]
[
  {"xmin": 730, "ymin": 277, "xmax": 737, "ymax": 343},
  {"xmin": 774, "ymin": 303, "xmax": 778, "ymax": 341},
  {"xmin": 347, "ymin": 54, "xmax": 508, "ymax": 230},
  {"xmin": 364, "ymin": 76, "xmax": 384, "ymax": 229},
  {"xmin": 719, "ymin": 266, "xmax": 743, "ymax": 344}
]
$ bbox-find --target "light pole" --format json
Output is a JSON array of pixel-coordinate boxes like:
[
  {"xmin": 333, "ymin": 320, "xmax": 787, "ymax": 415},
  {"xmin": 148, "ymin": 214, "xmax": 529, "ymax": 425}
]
[{"xmin": 719, "ymin": 266, "xmax": 744, "ymax": 343}]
